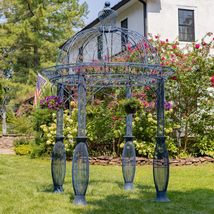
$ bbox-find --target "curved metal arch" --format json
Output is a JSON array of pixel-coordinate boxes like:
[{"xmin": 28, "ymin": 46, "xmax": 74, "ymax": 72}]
[
  {"xmin": 42, "ymin": 62, "xmax": 174, "ymax": 83},
  {"xmin": 57, "ymin": 27, "xmax": 160, "ymax": 66}
]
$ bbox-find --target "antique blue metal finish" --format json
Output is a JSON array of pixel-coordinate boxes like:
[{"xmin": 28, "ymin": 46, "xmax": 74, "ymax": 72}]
[
  {"xmin": 72, "ymin": 74, "xmax": 89, "ymax": 205},
  {"xmin": 153, "ymin": 79, "xmax": 170, "ymax": 202},
  {"xmin": 51, "ymin": 83, "xmax": 66, "ymax": 192},
  {"xmin": 72, "ymin": 142, "xmax": 89, "ymax": 206},
  {"xmin": 122, "ymin": 85, "xmax": 136, "ymax": 190},
  {"xmin": 42, "ymin": 2, "xmax": 174, "ymax": 204}
]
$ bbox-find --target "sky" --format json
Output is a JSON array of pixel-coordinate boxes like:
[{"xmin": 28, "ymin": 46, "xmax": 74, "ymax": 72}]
[{"xmin": 80, "ymin": 0, "xmax": 121, "ymax": 25}]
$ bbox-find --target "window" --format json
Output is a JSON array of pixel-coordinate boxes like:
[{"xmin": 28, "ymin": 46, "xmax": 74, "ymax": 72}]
[
  {"xmin": 178, "ymin": 9, "xmax": 195, "ymax": 42},
  {"xmin": 121, "ymin": 18, "xmax": 128, "ymax": 50},
  {"xmin": 97, "ymin": 34, "xmax": 103, "ymax": 60}
]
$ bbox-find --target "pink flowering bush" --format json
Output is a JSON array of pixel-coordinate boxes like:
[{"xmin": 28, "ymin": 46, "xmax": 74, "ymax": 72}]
[{"xmin": 150, "ymin": 32, "xmax": 214, "ymax": 156}]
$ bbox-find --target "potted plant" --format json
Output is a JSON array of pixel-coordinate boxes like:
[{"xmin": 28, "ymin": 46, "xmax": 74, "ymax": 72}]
[
  {"xmin": 40, "ymin": 96, "xmax": 64, "ymax": 110},
  {"xmin": 122, "ymin": 98, "xmax": 141, "ymax": 114}
]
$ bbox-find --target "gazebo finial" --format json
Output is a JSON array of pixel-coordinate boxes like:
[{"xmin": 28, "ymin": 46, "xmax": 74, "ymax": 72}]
[
  {"xmin": 104, "ymin": 1, "xmax": 111, "ymax": 8},
  {"xmin": 98, "ymin": 1, "xmax": 117, "ymax": 27}
]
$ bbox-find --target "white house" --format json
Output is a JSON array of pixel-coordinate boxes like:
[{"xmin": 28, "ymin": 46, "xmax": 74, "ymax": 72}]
[
  {"xmin": 59, "ymin": 0, "xmax": 214, "ymax": 64},
  {"xmin": 82, "ymin": 0, "xmax": 214, "ymax": 43}
]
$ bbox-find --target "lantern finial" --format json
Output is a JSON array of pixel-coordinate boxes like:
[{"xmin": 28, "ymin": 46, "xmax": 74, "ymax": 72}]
[
  {"xmin": 105, "ymin": 1, "xmax": 111, "ymax": 8},
  {"xmin": 98, "ymin": 1, "xmax": 117, "ymax": 27}
]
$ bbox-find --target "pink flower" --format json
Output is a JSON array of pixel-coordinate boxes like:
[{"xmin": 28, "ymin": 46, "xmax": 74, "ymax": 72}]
[
  {"xmin": 211, "ymin": 76, "xmax": 214, "ymax": 87},
  {"xmin": 144, "ymin": 86, "xmax": 150, "ymax": 91},
  {"xmin": 127, "ymin": 43, "xmax": 132, "ymax": 51},
  {"xmin": 171, "ymin": 76, "xmax": 177, "ymax": 81},
  {"xmin": 166, "ymin": 39, "xmax": 169, "ymax": 42},
  {"xmin": 112, "ymin": 116, "xmax": 117, "ymax": 121},
  {"xmin": 155, "ymin": 35, "xmax": 159, "ymax": 39},
  {"xmin": 144, "ymin": 42, "xmax": 149, "ymax": 49},
  {"xmin": 143, "ymin": 101, "xmax": 149, "ymax": 108},
  {"xmin": 195, "ymin": 44, "xmax": 200, "ymax": 49},
  {"xmin": 160, "ymin": 41, "xmax": 165, "ymax": 45},
  {"xmin": 172, "ymin": 44, "xmax": 177, "ymax": 49},
  {"xmin": 161, "ymin": 56, "xmax": 165, "ymax": 61}
]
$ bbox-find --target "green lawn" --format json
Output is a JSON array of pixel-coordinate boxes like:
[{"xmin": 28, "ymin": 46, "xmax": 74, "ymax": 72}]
[{"xmin": 0, "ymin": 155, "xmax": 213, "ymax": 214}]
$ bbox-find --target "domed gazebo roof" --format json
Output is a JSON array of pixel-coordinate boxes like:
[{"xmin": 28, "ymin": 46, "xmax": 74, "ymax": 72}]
[
  {"xmin": 42, "ymin": 2, "xmax": 174, "ymax": 86},
  {"xmin": 58, "ymin": 2, "xmax": 159, "ymax": 65}
]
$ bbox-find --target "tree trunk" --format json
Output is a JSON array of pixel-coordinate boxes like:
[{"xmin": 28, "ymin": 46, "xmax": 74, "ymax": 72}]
[
  {"xmin": 34, "ymin": 45, "xmax": 39, "ymax": 68},
  {"xmin": 2, "ymin": 107, "xmax": 7, "ymax": 135},
  {"xmin": 184, "ymin": 119, "xmax": 188, "ymax": 152}
]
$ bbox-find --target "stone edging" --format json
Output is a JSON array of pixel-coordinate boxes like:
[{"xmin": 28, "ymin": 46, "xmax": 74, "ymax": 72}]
[{"xmin": 89, "ymin": 156, "xmax": 214, "ymax": 166}]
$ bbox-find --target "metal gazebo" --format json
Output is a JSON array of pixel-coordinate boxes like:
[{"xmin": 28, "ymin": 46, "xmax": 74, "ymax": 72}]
[{"xmin": 42, "ymin": 2, "xmax": 174, "ymax": 205}]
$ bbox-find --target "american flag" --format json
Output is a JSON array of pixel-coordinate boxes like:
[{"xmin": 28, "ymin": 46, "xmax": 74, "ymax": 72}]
[{"xmin": 33, "ymin": 73, "xmax": 47, "ymax": 106}]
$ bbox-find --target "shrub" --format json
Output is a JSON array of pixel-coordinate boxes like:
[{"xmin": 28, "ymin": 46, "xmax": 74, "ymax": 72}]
[
  {"xmin": 193, "ymin": 137, "xmax": 214, "ymax": 158},
  {"xmin": 14, "ymin": 138, "xmax": 34, "ymax": 156},
  {"xmin": 15, "ymin": 145, "xmax": 33, "ymax": 155},
  {"xmin": 39, "ymin": 109, "xmax": 77, "ymax": 158}
]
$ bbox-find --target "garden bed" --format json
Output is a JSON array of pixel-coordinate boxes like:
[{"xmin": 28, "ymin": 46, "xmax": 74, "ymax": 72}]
[{"xmin": 89, "ymin": 156, "xmax": 214, "ymax": 166}]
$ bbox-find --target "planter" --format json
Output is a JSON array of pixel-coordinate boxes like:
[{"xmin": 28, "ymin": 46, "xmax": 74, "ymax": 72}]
[
  {"xmin": 124, "ymin": 105, "xmax": 137, "ymax": 114},
  {"xmin": 123, "ymin": 98, "xmax": 141, "ymax": 114}
]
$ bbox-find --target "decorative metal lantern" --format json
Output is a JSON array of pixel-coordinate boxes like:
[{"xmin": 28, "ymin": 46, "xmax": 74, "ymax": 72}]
[
  {"xmin": 72, "ymin": 141, "xmax": 89, "ymax": 205},
  {"xmin": 51, "ymin": 137, "xmax": 66, "ymax": 192},
  {"xmin": 153, "ymin": 137, "xmax": 170, "ymax": 202},
  {"xmin": 122, "ymin": 139, "xmax": 136, "ymax": 190}
]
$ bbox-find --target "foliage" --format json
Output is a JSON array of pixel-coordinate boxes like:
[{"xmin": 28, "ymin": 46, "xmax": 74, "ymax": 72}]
[
  {"xmin": 193, "ymin": 137, "xmax": 214, "ymax": 158},
  {"xmin": 122, "ymin": 98, "xmax": 141, "ymax": 114},
  {"xmin": 39, "ymin": 109, "xmax": 77, "ymax": 157},
  {"xmin": 150, "ymin": 33, "xmax": 214, "ymax": 156},
  {"xmin": 14, "ymin": 137, "xmax": 32, "ymax": 147},
  {"xmin": 14, "ymin": 138, "xmax": 34, "ymax": 155},
  {"xmin": 40, "ymin": 95, "xmax": 64, "ymax": 110},
  {"xmin": 15, "ymin": 144, "xmax": 33, "ymax": 155},
  {"xmin": 83, "ymin": 33, "xmax": 214, "ymax": 158},
  {"xmin": 6, "ymin": 112, "xmax": 34, "ymax": 135},
  {"xmin": 0, "ymin": 0, "xmax": 88, "ymax": 136},
  {"xmin": 0, "ymin": 0, "xmax": 88, "ymax": 82},
  {"xmin": 32, "ymin": 108, "xmax": 53, "ymax": 132}
]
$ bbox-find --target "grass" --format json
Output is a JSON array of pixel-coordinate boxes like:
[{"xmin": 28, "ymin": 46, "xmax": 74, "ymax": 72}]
[{"xmin": 0, "ymin": 155, "xmax": 214, "ymax": 214}]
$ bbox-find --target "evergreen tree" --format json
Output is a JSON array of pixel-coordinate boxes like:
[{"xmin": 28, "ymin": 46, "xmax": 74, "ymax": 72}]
[{"xmin": 0, "ymin": 0, "xmax": 88, "ymax": 82}]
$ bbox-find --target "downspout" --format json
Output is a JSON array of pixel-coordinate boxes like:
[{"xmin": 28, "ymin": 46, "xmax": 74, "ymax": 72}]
[{"xmin": 139, "ymin": 0, "xmax": 147, "ymax": 37}]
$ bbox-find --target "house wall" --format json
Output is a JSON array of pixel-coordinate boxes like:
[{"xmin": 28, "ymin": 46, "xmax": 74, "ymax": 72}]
[
  {"xmin": 147, "ymin": 0, "xmax": 214, "ymax": 42},
  {"xmin": 67, "ymin": 0, "xmax": 214, "ymax": 63},
  {"xmin": 116, "ymin": 0, "xmax": 145, "ymax": 35}
]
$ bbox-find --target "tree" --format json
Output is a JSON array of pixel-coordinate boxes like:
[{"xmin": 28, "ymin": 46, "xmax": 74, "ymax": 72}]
[{"xmin": 0, "ymin": 0, "xmax": 88, "ymax": 83}]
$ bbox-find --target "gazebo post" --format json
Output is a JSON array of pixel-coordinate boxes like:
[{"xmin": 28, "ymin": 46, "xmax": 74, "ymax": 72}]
[
  {"xmin": 51, "ymin": 83, "xmax": 66, "ymax": 193},
  {"xmin": 72, "ymin": 74, "xmax": 89, "ymax": 206},
  {"xmin": 153, "ymin": 78, "xmax": 170, "ymax": 202},
  {"xmin": 122, "ymin": 84, "xmax": 136, "ymax": 190}
]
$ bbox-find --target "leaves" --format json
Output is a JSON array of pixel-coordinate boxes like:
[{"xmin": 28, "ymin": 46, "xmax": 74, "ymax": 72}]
[{"xmin": 0, "ymin": 0, "xmax": 88, "ymax": 82}]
